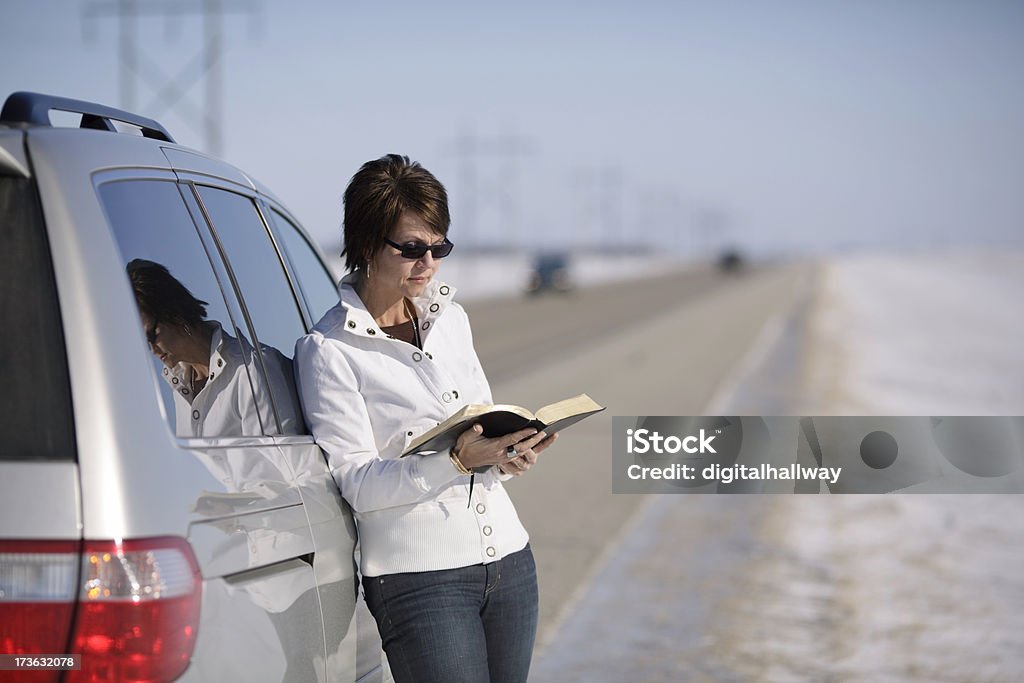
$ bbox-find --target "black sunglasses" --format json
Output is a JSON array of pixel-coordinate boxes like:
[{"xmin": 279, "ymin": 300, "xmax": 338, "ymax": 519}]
[
  {"xmin": 383, "ymin": 237, "xmax": 454, "ymax": 260},
  {"xmin": 145, "ymin": 319, "xmax": 159, "ymax": 345}
]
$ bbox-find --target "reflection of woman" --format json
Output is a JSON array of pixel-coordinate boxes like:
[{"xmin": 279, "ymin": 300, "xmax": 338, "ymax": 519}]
[
  {"xmin": 295, "ymin": 155, "xmax": 555, "ymax": 683},
  {"xmin": 128, "ymin": 259, "xmax": 300, "ymax": 437}
]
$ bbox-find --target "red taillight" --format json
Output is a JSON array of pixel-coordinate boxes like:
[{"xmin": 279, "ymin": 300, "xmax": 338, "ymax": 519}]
[
  {"xmin": 67, "ymin": 537, "xmax": 201, "ymax": 683},
  {"xmin": 0, "ymin": 537, "xmax": 201, "ymax": 683},
  {"xmin": 0, "ymin": 540, "xmax": 79, "ymax": 683}
]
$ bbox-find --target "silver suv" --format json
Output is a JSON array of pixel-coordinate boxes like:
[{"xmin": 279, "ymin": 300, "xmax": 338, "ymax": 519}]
[{"xmin": 0, "ymin": 92, "xmax": 390, "ymax": 682}]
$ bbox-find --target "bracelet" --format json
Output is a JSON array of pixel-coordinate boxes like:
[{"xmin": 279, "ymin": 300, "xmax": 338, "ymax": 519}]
[{"xmin": 449, "ymin": 447, "xmax": 472, "ymax": 475}]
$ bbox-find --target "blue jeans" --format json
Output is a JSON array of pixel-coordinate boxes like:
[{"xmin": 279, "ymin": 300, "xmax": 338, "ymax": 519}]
[{"xmin": 362, "ymin": 544, "xmax": 539, "ymax": 683}]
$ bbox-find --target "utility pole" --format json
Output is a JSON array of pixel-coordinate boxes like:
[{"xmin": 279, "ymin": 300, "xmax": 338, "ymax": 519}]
[
  {"xmin": 448, "ymin": 127, "xmax": 535, "ymax": 251},
  {"xmin": 598, "ymin": 165, "xmax": 624, "ymax": 249},
  {"xmin": 694, "ymin": 205, "xmax": 731, "ymax": 259},
  {"xmin": 83, "ymin": 0, "xmax": 260, "ymax": 156},
  {"xmin": 635, "ymin": 185, "xmax": 682, "ymax": 254},
  {"xmin": 572, "ymin": 165, "xmax": 626, "ymax": 253}
]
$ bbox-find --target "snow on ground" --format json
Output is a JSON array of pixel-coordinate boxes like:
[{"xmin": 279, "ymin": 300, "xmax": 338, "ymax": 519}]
[{"xmin": 800, "ymin": 248, "xmax": 1024, "ymax": 415}]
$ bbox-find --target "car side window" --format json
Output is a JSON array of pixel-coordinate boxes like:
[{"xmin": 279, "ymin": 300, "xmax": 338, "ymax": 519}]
[
  {"xmin": 266, "ymin": 207, "xmax": 340, "ymax": 324},
  {"xmin": 0, "ymin": 175, "xmax": 76, "ymax": 461},
  {"xmin": 99, "ymin": 179, "xmax": 270, "ymax": 438},
  {"xmin": 194, "ymin": 186, "xmax": 307, "ymax": 436}
]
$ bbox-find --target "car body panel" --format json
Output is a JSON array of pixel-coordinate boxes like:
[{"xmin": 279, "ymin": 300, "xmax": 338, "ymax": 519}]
[
  {"xmin": 0, "ymin": 462, "xmax": 81, "ymax": 539},
  {"xmin": 162, "ymin": 146, "xmax": 255, "ymax": 191},
  {"xmin": 0, "ymin": 130, "xmax": 30, "ymax": 176}
]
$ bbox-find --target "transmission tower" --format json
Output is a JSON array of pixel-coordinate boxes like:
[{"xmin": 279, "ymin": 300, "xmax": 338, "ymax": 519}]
[
  {"xmin": 449, "ymin": 126, "xmax": 536, "ymax": 251},
  {"xmin": 83, "ymin": 0, "xmax": 260, "ymax": 156}
]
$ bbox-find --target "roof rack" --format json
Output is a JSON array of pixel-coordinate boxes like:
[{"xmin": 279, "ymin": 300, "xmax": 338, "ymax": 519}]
[{"xmin": 1, "ymin": 91, "xmax": 175, "ymax": 143}]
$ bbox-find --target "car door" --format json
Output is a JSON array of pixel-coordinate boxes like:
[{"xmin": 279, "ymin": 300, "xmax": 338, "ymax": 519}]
[
  {"xmin": 97, "ymin": 172, "xmax": 327, "ymax": 682},
  {"xmin": 185, "ymin": 180, "xmax": 390, "ymax": 682}
]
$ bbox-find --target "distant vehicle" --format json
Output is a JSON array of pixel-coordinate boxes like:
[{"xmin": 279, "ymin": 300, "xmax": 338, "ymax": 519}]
[
  {"xmin": 526, "ymin": 251, "xmax": 573, "ymax": 295},
  {"xmin": 0, "ymin": 92, "xmax": 391, "ymax": 682},
  {"xmin": 717, "ymin": 247, "xmax": 746, "ymax": 273}
]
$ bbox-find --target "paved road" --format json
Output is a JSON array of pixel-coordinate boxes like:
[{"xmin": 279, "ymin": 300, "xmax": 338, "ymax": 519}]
[
  {"xmin": 466, "ymin": 262, "xmax": 813, "ymax": 653},
  {"xmin": 465, "ymin": 264, "xmax": 737, "ymax": 386}
]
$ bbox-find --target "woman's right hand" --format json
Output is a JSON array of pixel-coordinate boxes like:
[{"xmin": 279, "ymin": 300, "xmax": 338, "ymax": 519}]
[{"xmin": 452, "ymin": 424, "xmax": 546, "ymax": 471}]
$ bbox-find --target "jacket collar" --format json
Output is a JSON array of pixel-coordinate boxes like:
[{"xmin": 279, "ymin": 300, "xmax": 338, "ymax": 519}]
[
  {"xmin": 337, "ymin": 272, "xmax": 457, "ymax": 340},
  {"xmin": 161, "ymin": 321, "xmax": 236, "ymax": 394}
]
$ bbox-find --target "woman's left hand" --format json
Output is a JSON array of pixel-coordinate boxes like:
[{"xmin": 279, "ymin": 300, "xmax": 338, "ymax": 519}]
[{"xmin": 498, "ymin": 432, "xmax": 558, "ymax": 476}]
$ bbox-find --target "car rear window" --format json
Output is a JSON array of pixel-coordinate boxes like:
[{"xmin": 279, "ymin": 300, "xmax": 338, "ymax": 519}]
[{"xmin": 0, "ymin": 175, "xmax": 76, "ymax": 461}]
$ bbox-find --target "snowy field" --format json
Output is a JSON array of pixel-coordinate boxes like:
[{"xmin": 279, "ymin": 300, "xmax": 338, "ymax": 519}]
[{"xmin": 800, "ymin": 248, "xmax": 1024, "ymax": 415}]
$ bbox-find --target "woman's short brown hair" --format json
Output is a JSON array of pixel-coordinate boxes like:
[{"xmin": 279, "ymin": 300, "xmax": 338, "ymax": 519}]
[
  {"xmin": 127, "ymin": 259, "xmax": 208, "ymax": 328},
  {"xmin": 342, "ymin": 154, "xmax": 450, "ymax": 273}
]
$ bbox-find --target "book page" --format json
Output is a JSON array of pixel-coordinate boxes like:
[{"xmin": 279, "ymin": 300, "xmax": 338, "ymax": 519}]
[{"xmin": 534, "ymin": 393, "xmax": 604, "ymax": 426}]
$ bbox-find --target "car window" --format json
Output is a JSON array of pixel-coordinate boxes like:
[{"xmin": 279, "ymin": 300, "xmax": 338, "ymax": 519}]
[
  {"xmin": 0, "ymin": 176, "xmax": 76, "ymax": 461},
  {"xmin": 194, "ymin": 186, "xmax": 307, "ymax": 436},
  {"xmin": 267, "ymin": 208, "xmax": 340, "ymax": 324},
  {"xmin": 99, "ymin": 179, "xmax": 271, "ymax": 438}
]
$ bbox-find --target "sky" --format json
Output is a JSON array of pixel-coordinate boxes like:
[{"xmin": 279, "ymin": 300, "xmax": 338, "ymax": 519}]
[{"xmin": 3, "ymin": 0, "xmax": 1023, "ymax": 258}]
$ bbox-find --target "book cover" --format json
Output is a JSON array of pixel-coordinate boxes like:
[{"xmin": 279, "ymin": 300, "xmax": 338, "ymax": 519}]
[{"xmin": 402, "ymin": 393, "xmax": 605, "ymax": 456}]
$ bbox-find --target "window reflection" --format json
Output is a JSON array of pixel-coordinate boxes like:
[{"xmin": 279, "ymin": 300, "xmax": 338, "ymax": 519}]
[
  {"xmin": 269, "ymin": 208, "xmax": 340, "ymax": 323},
  {"xmin": 195, "ymin": 187, "xmax": 309, "ymax": 435},
  {"xmin": 195, "ymin": 187, "xmax": 306, "ymax": 356},
  {"xmin": 101, "ymin": 179, "xmax": 304, "ymax": 437},
  {"xmin": 127, "ymin": 259, "xmax": 291, "ymax": 437}
]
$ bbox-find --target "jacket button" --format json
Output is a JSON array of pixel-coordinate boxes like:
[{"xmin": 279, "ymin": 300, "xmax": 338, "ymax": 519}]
[
  {"xmin": 412, "ymin": 352, "xmax": 423, "ymax": 362},
  {"xmin": 425, "ymin": 352, "xmax": 433, "ymax": 359},
  {"xmin": 452, "ymin": 390, "xmax": 459, "ymax": 399},
  {"xmin": 483, "ymin": 525, "xmax": 492, "ymax": 536},
  {"xmin": 367, "ymin": 328, "xmax": 376, "ymax": 335},
  {"xmin": 209, "ymin": 372, "xmax": 214, "ymax": 380},
  {"xmin": 171, "ymin": 377, "xmax": 179, "ymax": 385},
  {"xmin": 429, "ymin": 303, "xmax": 439, "ymax": 312},
  {"xmin": 422, "ymin": 321, "xmax": 430, "ymax": 330},
  {"xmin": 163, "ymin": 368, "xmax": 169, "ymax": 376},
  {"xmin": 439, "ymin": 286, "xmax": 450, "ymax": 295},
  {"xmin": 486, "ymin": 547, "xmax": 496, "ymax": 558},
  {"xmin": 475, "ymin": 503, "xmax": 486, "ymax": 514},
  {"xmin": 407, "ymin": 431, "xmax": 413, "ymax": 436},
  {"xmin": 192, "ymin": 409, "xmax": 201, "ymax": 420},
  {"xmin": 181, "ymin": 388, "xmax": 190, "ymax": 396},
  {"xmin": 442, "ymin": 392, "xmax": 452, "ymax": 403},
  {"xmin": 347, "ymin": 320, "xmax": 356, "ymax": 328},
  {"xmin": 217, "ymin": 359, "xmax": 224, "ymax": 367}
]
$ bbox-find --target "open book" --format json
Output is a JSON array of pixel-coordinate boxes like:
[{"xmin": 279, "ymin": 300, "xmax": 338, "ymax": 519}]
[{"xmin": 401, "ymin": 393, "xmax": 605, "ymax": 457}]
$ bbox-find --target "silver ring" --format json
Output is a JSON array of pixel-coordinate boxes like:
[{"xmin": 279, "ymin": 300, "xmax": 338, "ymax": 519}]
[{"xmin": 506, "ymin": 445, "xmax": 518, "ymax": 459}]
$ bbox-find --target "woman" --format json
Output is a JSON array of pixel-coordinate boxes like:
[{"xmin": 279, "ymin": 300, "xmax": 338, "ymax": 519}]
[
  {"xmin": 294, "ymin": 154, "xmax": 556, "ymax": 683},
  {"xmin": 128, "ymin": 258, "xmax": 300, "ymax": 438}
]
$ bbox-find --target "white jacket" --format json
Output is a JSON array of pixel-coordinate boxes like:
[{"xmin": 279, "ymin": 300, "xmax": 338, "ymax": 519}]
[
  {"xmin": 294, "ymin": 275, "xmax": 529, "ymax": 577},
  {"xmin": 164, "ymin": 321, "xmax": 301, "ymax": 438}
]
